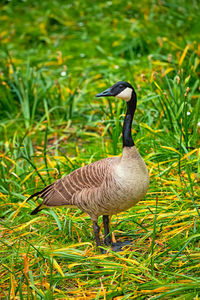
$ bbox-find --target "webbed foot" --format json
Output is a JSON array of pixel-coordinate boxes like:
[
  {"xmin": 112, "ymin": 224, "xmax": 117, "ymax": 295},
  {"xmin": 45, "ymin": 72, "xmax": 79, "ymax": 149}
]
[{"xmin": 111, "ymin": 240, "xmax": 132, "ymax": 252}]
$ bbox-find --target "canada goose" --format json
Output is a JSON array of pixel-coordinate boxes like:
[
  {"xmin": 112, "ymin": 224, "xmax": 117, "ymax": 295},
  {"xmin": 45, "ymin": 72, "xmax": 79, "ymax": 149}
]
[{"xmin": 28, "ymin": 81, "xmax": 149, "ymax": 252}]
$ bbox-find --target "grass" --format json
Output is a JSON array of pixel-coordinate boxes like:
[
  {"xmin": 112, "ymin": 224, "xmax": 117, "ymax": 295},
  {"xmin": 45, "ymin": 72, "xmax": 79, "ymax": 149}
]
[{"xmin": 0, "ymin": 0, "xmax": 200, "ymax": 298}]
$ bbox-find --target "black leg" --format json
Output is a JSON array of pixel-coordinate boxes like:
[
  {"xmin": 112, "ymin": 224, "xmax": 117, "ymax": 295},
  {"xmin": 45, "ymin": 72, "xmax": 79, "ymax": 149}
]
[
  {"xmin": 103, "ymin": 215, "xmax": 112, "ymax": 246},
  {"xmin": 92, "ymin": 220, "xmax": 101, "ymax": 247}
]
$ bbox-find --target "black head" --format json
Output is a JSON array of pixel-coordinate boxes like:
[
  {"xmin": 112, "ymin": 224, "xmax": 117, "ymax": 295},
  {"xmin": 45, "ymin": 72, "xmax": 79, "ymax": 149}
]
[{"xmin": 96, "ymin": 81, "xmax": 134, "ymax": 102}]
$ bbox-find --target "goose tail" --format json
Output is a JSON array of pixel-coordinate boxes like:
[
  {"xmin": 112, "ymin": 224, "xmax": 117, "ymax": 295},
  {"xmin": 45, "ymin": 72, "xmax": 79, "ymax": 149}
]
[
  {"xmin": 26, "ymin": 183, "xmax": 54, "ymax": 202},
  {"xmin": 30, "ymin": 203, "xmax": 43, "ymax": 215},
  {"xmin": 27, "ymin": 183, "xmax": 54, "ymax": 215}
]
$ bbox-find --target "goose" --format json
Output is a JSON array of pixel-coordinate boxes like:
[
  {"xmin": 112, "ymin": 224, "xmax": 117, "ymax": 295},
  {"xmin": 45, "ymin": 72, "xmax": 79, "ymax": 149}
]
[{"xmin": 27, "ymin": 81, "xmax": 149, "ymax": 252}]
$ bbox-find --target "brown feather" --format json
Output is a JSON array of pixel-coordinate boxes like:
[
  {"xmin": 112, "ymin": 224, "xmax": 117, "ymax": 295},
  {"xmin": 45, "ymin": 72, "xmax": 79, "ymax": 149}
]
[{"xmin": 29, "ymin": 156, "xmax": 119, "ymax": 217}]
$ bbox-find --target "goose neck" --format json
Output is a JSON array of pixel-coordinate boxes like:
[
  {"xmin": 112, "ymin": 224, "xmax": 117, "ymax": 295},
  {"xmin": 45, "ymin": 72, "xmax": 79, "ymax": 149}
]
[{"xmin": 122, "ymin": 93, "xmax": 137, "ymax": 148}]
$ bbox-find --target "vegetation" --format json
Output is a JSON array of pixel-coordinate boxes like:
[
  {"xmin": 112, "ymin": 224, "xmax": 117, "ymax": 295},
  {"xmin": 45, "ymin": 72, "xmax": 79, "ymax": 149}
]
[{"xmin": 0, "ymin": 0, "xmax": 200, "ymax": 298}]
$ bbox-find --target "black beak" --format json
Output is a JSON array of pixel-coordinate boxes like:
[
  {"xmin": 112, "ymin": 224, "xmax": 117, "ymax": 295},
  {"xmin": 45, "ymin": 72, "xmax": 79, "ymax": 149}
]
[{"xmin": 96, "ymin": 87, "xmax": 113, "ymax": 97}]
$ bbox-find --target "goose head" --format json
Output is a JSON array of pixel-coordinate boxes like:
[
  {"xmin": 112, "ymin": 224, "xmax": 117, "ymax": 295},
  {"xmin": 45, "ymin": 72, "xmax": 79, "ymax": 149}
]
[{"xmin": 96, "ymin": 81, "xmax": 134, "ymax": 102}]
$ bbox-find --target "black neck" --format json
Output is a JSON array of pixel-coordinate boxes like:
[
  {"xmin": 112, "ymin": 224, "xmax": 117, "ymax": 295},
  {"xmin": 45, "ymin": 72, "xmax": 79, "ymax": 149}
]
[{"xmin": 123, "ymin": 90, "xmax": 137, "ymax": 148}]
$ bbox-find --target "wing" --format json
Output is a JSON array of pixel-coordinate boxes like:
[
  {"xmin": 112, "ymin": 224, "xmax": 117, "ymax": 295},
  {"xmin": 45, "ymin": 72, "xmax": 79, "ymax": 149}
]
[{"xmin": 28, "ymin": 157, "xmax": 117, "ymax": 214}]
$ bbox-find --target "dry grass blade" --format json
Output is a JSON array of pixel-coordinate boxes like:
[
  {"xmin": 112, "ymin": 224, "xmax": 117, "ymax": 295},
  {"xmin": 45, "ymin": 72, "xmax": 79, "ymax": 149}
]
[{"xmin": 0, "ymin": 0, "xmax": 200, "ymax": 298}]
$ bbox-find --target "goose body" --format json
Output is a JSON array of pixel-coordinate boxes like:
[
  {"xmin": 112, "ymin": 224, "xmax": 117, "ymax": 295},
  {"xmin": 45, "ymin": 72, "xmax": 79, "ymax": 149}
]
[{"xmin": 28, "ymin": 81, "xmax": 149, "ymax": 251}]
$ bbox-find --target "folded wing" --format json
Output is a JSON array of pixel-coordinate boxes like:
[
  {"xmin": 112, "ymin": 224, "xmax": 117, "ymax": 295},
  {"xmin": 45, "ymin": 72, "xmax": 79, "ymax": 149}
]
[{"xmin": 28, "ymin": 157, "xmax": 116, "ymax": 214}]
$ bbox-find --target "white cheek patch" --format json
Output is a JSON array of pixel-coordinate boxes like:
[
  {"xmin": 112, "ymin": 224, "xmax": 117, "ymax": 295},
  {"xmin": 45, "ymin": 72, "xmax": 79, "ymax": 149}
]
[{"xmin": 116, "ymin": 87, "xmax": 132, "ymax": 102}]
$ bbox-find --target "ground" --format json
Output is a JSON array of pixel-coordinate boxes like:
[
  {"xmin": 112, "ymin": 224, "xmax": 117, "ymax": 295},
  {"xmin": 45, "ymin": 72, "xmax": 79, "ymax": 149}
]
[{"xmin": 0, "ymin": 0, "xmax": 200, "ymax": 299}]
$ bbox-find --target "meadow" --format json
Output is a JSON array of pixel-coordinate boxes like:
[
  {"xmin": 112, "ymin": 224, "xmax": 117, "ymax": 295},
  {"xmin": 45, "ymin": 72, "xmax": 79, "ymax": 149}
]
[{"xmin": 0, "ymin": 0, "xmax": 200, "ymax": 299}]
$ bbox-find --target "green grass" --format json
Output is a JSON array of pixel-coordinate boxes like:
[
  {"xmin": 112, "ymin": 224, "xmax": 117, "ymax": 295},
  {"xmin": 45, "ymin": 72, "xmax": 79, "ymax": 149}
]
[{"xmin": 0, "ymin": 0, "xmax": 200, "ymax": 298}]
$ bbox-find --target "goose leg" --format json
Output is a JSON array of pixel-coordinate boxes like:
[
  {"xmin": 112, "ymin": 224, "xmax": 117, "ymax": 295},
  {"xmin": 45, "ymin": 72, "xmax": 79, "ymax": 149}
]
[
  {"xmin": 103, "ymin": 215, "xmax": 112, "ymax": 246},
  {"xmin": 92, "ymin": 220, "xmax": 101, "ymax": 248}
]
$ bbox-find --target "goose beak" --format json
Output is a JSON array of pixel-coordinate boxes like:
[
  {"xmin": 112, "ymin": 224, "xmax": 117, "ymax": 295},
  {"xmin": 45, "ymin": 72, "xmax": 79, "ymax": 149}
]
[{"xmin": 96, "ymin": 87, "xmax": 113, "ymax": 97}]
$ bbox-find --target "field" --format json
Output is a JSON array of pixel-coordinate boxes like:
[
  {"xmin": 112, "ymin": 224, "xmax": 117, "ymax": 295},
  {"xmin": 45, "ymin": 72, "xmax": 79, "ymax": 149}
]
[{"xmin": 0, "ymin": 0, "xmax": 200, "ymax": 299}]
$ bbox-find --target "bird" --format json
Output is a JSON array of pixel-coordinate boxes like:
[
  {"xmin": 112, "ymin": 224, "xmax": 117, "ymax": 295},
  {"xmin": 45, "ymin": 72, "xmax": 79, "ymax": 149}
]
[{"xmin": 27, "ymin": 81, "xmax": 149, "ymax": 252}]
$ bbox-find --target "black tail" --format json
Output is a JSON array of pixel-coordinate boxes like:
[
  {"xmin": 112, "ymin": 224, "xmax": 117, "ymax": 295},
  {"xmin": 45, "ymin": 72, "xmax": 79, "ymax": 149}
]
[
  {"xmin": 30, "ymin": 203, "xmax": 43, "ymax": 215},
  {"xmin": 26, "ymin": 183, "xmax": 54, "ymax": 202},
  {"xmin": 27, "ymin": 183, "xmax": 54, "ymax": 215}
]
